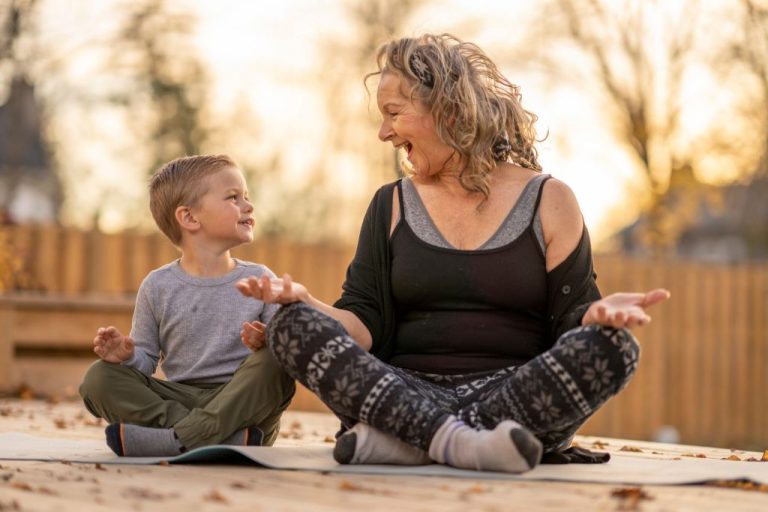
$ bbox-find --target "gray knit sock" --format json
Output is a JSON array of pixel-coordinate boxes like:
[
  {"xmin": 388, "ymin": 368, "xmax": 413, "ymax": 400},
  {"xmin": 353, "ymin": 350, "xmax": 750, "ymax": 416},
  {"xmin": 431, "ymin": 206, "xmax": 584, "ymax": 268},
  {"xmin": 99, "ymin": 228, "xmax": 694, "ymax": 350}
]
[
  {"xmin": 106, "ymin": 423, "xmax": 185, "ymax": 457},
  {"xmin": 333, "ymin": 423, "xmax": 432, "ymax": 465},
  {"xmin": 221, "ymin": 426, "xmax": 264, "ymax": 446},
  {"xmin": 427, "ymin": 416, "xmax": 542, "ymax": 473}
]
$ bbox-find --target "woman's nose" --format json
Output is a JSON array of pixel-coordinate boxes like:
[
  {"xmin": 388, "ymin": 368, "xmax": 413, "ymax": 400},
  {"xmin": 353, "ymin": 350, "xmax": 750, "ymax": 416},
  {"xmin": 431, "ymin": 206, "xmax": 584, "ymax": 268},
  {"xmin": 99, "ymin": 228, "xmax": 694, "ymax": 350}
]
[{"xmin": 378, "ymin": 120, "xmax": 393, "ymax": 142}]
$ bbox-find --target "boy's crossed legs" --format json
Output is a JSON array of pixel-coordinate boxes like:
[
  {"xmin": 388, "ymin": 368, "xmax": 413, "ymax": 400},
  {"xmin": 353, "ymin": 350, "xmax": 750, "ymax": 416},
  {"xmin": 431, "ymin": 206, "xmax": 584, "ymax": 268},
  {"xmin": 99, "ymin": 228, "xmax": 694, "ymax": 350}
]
[{"xmin": 79, "ymin": 349, "xmax": 295, "ymax": 456}]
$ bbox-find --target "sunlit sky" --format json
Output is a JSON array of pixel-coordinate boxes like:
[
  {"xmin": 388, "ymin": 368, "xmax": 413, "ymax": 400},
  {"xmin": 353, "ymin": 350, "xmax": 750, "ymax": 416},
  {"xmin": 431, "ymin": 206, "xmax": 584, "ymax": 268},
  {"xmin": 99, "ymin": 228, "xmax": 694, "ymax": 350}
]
[{"xmin": 27, "ymin": 0, "xmax": 738, "ymax": 246}]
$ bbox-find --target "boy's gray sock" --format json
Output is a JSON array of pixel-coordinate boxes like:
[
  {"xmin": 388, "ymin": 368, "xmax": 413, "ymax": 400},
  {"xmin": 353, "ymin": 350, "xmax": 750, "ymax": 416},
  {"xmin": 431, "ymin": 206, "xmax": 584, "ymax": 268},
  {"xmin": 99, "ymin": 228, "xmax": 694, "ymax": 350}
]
[
  {"xmin": 427, "ymin": 415, "xmax": 542, "ymax": 473},
  {"xmin": 333, "ymin": 423, "xmax": 431, "ymax": 465},
  {"xmin": 105, "ymin": 423, "xmax": 185, "ymax": 457},
  {"xmin": 221, "ymin": 426, "xmax": 264, "ymax": 446}
]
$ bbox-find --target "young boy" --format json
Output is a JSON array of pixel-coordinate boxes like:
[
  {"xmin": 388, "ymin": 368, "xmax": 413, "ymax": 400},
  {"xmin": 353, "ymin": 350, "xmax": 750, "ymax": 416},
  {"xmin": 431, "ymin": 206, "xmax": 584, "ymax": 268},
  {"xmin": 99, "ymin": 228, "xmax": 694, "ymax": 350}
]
[{"xmin": 79, "ymin": 154, "xmax": 295, "ymax": 457}]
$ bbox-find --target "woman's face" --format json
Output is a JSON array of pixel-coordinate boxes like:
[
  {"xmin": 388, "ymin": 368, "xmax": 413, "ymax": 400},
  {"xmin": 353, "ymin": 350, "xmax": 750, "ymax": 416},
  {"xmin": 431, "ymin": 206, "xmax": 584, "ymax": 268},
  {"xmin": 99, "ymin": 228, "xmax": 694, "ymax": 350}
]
[{"xmin": 376, "ymin": 72, "xmax": 455, "ymax": 178}]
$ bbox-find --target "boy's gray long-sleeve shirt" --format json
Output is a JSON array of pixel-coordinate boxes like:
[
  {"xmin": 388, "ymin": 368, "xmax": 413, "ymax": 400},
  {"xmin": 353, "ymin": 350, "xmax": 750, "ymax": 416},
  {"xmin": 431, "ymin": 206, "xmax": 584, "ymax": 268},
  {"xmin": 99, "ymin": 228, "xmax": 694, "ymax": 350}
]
[{"xmin": 122, "ymin": 259, "xmax": 279, "ymax": 383}]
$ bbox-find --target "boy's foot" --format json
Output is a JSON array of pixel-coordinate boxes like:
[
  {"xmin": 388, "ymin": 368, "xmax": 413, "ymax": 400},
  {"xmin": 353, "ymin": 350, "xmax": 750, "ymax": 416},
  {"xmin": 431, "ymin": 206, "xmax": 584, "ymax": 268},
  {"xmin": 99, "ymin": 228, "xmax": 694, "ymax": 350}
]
[
  {"xmin": 222, "ymin": 426, "xmax": 264, "ymax": 446},
  {"xmin": 105, "ymin": 423, "xmax": 185, "ymax": 457},
  {"xmin": 427, "ymin": 416, "xmax": 542, "ymax": 473},
  {"xmin": 333, "ymin": 423, "xmax": 431, "ymax": 465}
]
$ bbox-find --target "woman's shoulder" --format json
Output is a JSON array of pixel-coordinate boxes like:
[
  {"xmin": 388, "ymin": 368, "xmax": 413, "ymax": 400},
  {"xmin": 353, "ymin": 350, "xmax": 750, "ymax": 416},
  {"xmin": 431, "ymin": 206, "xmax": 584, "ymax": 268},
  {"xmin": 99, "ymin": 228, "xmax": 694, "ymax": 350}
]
[
  {"xmin": 539, "ymin": 177, "xmax": 581, "ymax": 218},
  {"xmin": 537, "ymin": 176, "xmax": 584, "ymax": 268}
]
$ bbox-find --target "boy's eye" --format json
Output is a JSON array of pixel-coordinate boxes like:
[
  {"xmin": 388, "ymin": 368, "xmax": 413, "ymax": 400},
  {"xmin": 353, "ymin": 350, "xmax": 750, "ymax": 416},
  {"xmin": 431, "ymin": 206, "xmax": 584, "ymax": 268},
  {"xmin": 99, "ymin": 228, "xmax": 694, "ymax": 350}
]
[{"xmin": 228, "ymin": 194, "xmax": 238, "ymax": 200}]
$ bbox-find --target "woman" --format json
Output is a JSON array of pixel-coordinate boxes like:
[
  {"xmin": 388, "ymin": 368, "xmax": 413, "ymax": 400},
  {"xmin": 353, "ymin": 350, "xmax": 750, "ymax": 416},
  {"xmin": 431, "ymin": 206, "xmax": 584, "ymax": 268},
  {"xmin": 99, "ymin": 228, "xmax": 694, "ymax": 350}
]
[{"xmin": 237, "ymin": 33, "xmax": 669, "ymax": 473}]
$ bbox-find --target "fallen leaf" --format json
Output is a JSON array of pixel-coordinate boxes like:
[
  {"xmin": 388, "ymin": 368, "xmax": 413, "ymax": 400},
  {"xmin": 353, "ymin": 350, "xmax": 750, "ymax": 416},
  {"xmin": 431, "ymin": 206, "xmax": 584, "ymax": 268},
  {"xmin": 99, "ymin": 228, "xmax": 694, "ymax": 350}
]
[
  {"xmin": 339, "ymin": 480, "xmax": 362, "ymax": 491},
  {"xmin": 290, "ymin": 420, "xmax": 302, "ymax": 430},
  {"xmin": 324, "ymin": 436, "xmax": 335, "ymax": 443},
  {"xmin": 158, "ymin": 460, "xmax": 170, "ymax": 466},
  {"xmin": 724, "ymin": 455, "xmax": 741, "ymax": 461},
  {"xmin": 762, "ymin": 450, "xmax": 768, "ymax": 462},
  {"xmin": 229, "ymin": 481, "xmax": 251, "ymax": 490},
  {"xmin": 610, "ymin": 487, "xmax": 653, "ymax": 511},
  {"xmin": 681, "ymin": 453, "xmax": 707, "ymax": 458},
  {"xmin": 38, "ymin": 486, "xmax": 57, "ymax": 495},
  {"xmin": 204, "ymin": 489, "xmax": 229, "ymax": 503},
  {"xmin": 591, "ymin": 440, "xmax": 607, "ymax": 449},
  {"xmin": 53, "ymin": 418, "xmax": 67, "ymax": 429},
  {"xmin": 123, "ymin": 487, "xmax": 171, "ymax": 500},
  {"xmin": 94, "ymin": 463, "xmax": 106, "ymax": 471},
  {"xmin": 746, "ymin": 457, "xmax": 759, "ymax": 462},
  {"xmin": 619, "ymin": 446, "xmax": 643, "ymax": 453},
  {"xmin": 707, "ymin": 480, "xmax": 768, "ymax": 493},
  {"xmin": 11, "ymin": 481, "xmax": 32, "ymax": 492}
]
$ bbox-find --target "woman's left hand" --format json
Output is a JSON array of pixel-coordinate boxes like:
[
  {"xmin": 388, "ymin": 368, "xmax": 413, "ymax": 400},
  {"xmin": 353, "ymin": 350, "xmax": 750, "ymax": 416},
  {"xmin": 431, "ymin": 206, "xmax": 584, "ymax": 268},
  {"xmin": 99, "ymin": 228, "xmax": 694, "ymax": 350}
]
[{"xmin": 581, "ymin": 288, "xmax": 670, "ymax": 329}]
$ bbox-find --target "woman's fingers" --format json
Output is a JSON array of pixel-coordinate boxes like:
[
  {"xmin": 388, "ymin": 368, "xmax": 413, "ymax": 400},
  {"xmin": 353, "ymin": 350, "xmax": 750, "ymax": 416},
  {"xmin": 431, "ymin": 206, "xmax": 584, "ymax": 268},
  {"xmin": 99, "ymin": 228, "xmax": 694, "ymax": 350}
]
[{"xmin": 642, "ymin": 288, "xmax": 671, "ymax": 308}]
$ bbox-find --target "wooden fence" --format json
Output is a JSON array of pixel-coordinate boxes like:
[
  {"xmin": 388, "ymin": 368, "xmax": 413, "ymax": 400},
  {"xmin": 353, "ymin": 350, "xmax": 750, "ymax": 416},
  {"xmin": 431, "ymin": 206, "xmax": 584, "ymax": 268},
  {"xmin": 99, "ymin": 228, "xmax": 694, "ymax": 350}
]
[{"xmin": 1, "ymin": 224, "xmax": 767, "ymax": 449}]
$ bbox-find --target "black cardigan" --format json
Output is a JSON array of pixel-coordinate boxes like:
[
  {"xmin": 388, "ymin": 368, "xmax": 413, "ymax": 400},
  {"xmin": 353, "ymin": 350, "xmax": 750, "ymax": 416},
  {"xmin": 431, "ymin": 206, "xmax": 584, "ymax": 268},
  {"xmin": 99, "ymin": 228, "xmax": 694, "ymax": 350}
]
[{"xmin": 334, "ymin": 180, "xmax": 601, "ymax": 361}]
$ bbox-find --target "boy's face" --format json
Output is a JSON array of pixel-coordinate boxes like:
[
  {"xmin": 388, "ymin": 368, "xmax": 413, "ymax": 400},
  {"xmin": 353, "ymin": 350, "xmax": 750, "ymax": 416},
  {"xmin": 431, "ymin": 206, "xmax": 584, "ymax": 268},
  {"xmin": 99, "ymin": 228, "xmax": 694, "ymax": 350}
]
[{"xmin": 191, "ymin": 166, "xmax": 255, "ymax": 248}]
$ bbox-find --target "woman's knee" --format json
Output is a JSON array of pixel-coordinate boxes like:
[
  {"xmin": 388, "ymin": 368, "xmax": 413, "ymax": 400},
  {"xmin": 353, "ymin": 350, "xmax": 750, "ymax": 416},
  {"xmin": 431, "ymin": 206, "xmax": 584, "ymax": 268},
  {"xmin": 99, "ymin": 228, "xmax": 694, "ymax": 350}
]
[
  {"xmin": 266, "ymin": 302, "xmax": 347, "ymax": 367},
  {"xmin": 557, "ymin": 324, "xmax": 641, "ymax": 383}
]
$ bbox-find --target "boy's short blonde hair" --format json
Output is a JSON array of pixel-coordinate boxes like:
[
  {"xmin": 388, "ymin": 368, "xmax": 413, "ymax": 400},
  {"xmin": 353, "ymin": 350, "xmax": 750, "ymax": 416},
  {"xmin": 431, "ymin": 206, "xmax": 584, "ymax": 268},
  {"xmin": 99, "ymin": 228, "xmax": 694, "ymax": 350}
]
[{"xmin": 149, "ymin": 154, "xmax": 237, "ymax": 245}]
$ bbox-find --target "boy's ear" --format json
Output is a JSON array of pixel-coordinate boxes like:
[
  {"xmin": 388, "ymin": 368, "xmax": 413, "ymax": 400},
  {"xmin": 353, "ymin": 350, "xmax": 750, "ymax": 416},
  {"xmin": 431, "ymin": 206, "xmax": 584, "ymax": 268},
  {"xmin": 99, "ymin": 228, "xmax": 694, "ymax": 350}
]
[{"xmin": 175, "ymin": 205, "xmax": 200, "ymax": 232}]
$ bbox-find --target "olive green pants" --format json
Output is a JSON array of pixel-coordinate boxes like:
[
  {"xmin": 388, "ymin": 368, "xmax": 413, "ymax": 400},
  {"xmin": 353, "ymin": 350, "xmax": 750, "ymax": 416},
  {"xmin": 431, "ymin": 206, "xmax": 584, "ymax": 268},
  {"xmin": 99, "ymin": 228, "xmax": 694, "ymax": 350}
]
[{"xmin": 79, "ymin": 350, "xmax": 295, "ymax": 449}]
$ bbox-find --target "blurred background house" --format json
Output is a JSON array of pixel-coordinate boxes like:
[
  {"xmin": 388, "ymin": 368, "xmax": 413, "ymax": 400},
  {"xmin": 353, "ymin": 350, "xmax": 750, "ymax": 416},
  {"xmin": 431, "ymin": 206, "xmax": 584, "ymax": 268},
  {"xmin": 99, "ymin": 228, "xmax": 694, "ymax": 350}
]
[{"xmin": 0, "ymin": 0, "xmax": 766, "ymax": 451}]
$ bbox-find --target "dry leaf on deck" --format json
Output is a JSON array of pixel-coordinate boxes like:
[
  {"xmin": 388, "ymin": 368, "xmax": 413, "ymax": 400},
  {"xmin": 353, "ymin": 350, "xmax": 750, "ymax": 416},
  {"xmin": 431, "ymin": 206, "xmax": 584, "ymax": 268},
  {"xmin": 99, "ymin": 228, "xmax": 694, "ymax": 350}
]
[
  {"xmin": 619, "ymin": 445, "xmax": 643, "ymax": 452},
  {"xmin": 204, "ymin": 489, "xmax": 229, "ymax": 503}
]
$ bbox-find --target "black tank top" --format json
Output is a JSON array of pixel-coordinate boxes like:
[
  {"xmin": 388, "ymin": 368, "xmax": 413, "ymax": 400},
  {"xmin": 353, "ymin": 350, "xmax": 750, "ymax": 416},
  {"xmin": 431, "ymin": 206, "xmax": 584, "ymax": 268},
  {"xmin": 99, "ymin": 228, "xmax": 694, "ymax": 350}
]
[{"xmin": 390, "ymin": 177, "xmax": 550, "ymax": 374}]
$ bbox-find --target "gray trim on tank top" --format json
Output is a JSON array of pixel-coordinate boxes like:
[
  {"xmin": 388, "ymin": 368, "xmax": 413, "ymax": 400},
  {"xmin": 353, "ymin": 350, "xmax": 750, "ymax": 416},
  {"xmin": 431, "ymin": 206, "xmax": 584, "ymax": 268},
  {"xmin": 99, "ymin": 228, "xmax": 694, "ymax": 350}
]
[{"xmin": 400, "ymin": 174, "xmax": 549, "ymax": 254}]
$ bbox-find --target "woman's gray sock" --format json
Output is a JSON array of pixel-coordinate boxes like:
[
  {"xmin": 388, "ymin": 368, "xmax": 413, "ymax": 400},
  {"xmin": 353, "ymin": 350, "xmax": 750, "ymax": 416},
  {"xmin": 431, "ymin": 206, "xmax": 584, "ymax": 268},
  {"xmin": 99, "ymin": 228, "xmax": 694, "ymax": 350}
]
[
  {"xmin": 427, "ymin": 416, "xmax": 542, "ymax": 473},
  {"xmin": 333, "ymin": 423, "xmax": 431, "ymax": 465},
  {"xmin": 105, "ymin": 423, "xmax": 185, "ymax": 457}
]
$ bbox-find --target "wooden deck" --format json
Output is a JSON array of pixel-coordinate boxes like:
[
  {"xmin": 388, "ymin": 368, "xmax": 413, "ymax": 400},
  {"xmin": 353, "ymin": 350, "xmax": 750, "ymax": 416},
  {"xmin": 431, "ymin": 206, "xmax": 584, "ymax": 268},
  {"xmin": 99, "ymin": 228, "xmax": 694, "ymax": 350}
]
[{"xmin": 0, "ymin": 399, "xmax": 767, "ymax": 511}]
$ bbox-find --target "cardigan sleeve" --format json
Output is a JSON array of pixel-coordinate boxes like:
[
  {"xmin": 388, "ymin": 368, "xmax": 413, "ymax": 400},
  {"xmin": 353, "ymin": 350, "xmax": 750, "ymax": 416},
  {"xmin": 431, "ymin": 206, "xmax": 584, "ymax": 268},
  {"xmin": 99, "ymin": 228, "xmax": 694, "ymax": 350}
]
[
  {"xmin": 333, "ymin": 183, "xmax": 396, "ymax": 355},
  {"xmin": 546, "ymin": 226, "xmax": 602, "ymax": 345}
]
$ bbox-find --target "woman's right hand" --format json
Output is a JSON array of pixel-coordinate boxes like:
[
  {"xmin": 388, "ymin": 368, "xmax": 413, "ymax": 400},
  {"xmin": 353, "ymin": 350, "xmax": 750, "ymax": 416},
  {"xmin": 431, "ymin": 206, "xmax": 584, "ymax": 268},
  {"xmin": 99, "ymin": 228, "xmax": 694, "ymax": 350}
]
[{"xmin": 236, "ymin": 274, "xmax": 309, "ymax": 305}]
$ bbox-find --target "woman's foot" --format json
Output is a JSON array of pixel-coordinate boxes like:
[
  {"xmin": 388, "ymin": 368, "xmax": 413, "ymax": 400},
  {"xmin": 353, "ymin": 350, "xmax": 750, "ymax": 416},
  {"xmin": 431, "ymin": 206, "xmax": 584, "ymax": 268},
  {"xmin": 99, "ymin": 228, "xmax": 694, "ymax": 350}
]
[
  {"xmin": 333, "ymin": 423, "xmax": 431, "ymax": 465},
  {"xmin": 427, "ymin": 416, "xmax": 542, "ymax": 473}
]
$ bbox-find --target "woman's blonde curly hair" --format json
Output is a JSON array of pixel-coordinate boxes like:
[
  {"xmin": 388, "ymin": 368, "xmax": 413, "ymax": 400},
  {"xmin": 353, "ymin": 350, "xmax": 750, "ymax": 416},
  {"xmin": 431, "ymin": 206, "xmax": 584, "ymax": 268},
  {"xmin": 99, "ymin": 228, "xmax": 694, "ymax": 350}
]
[{"xmin": 367, "ymin": 33, "xmax": 542, "ymax": 202}]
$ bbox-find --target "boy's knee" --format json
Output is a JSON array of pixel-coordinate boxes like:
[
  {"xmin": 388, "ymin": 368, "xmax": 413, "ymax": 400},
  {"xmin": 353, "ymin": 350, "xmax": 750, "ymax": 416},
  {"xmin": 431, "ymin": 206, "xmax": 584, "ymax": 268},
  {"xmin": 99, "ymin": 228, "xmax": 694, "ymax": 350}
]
[
  {"xmin": 238, "ymin": 351, "xmax": 295, "ymax": 395},
  {"xmin": 79, "ymin": 360, "xmax": 117, "ymax": 400}
]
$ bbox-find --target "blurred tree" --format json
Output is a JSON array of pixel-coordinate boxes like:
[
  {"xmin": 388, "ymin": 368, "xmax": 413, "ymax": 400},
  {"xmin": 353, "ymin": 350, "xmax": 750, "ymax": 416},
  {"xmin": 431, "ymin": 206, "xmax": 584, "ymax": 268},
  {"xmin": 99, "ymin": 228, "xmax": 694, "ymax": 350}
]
[
  {"xmin": 109, "ymin": 0, "xmax": 209, "ymax": 177},
  {"xmin": 727, "ymin": 0, "xmax": 768, "ymax": 178},
  {"xmin": 532, "ymin": 0, "xmax": 722, "ymax": 253},
  {"xmin": 0, "ymin": 0, "xmax": 61, "ymax": 223},
  {"xmin": 255, "ymin": 0, "xmax": 426, "ymax": 242}
]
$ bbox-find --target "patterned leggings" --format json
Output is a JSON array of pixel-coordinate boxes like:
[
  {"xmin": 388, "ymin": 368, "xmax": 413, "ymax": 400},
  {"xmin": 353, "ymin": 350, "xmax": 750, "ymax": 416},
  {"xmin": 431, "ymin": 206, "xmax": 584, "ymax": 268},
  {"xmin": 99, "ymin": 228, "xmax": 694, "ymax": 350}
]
[{"xmin": 267, "ymin": 303, "xmax": 640, "ymax": 452}]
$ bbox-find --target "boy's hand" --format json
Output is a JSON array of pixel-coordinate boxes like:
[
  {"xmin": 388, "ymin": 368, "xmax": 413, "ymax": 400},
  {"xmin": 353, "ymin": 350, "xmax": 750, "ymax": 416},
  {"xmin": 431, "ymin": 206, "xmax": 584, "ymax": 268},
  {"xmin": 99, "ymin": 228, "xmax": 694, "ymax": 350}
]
[
  {"xmin": 236, "ymin": 273, "xmax": 309, "ymax": 304},
  {"xmin": 93, "ymin": 326, "xmax": 135, "ymax": 363},
  {"xmin": 241, "ymin": 321, "xmax": 266, "ymax": 352}
]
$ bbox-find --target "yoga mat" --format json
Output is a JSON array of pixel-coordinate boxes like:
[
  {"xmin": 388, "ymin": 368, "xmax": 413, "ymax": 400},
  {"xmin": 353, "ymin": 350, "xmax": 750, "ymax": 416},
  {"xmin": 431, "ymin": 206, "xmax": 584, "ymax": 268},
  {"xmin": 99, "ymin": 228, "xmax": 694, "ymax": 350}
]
[{"xmin": 1, "ymin": 432, "xmax": 766, "ymax": 485}]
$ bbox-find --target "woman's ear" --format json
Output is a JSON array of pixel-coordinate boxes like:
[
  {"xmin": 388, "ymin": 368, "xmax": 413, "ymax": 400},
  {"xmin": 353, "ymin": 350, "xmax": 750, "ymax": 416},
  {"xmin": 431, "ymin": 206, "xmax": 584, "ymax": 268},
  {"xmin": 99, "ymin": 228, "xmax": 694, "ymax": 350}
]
[{"xmin": 175, "ymin": 205, "xmax": 199, "ymax": 232}]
